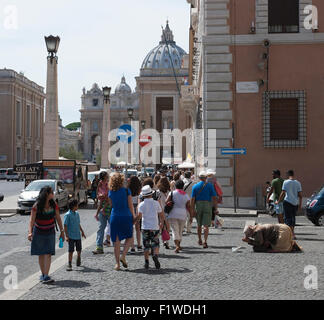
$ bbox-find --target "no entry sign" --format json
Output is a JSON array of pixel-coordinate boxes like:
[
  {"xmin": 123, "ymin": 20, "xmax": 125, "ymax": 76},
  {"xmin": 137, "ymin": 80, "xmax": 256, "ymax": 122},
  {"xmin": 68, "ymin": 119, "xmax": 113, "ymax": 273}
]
[{"xmin": 139, "ymin": 134, "xmax": 152, "ymax": 147}]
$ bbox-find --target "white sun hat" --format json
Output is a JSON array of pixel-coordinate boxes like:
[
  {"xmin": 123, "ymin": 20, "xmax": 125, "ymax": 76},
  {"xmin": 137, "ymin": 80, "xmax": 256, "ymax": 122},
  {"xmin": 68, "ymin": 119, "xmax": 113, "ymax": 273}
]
[
  {"xmin": 207, "ymin": 169, "xmax": 216, "ymax": 176},
  {"xmin": 141, "ymin": 185, "xmax": 154, "ymax": 197},
  {"xmin": 198, "ymin": 171, "xmax": 207, "ymax": 178}
]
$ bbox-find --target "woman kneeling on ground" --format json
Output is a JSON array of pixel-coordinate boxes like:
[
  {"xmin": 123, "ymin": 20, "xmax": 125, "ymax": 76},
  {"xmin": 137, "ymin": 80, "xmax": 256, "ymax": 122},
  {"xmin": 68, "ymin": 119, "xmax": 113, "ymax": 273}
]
[{"xmin": 242, "ymin": 223, "xmax": 302, "ymax": 253}]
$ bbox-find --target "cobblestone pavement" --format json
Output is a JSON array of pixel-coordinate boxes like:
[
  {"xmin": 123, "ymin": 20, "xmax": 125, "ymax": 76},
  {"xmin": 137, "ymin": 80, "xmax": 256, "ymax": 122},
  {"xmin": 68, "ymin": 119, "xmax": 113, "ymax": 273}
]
[{"xmin": 19, "ymin": 215, "xmax": 324, "ymax": 300}]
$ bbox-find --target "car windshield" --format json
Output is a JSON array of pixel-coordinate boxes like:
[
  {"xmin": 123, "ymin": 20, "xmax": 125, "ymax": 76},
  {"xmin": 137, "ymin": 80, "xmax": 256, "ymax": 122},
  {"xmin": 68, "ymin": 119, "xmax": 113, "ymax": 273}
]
[
  {"xmin": 318, "ymin": 186, "xmax": 324, "ymax": 195},
  {"xmin": 25, "ymin": 181, "xmax": 55, "ymax": 191}
]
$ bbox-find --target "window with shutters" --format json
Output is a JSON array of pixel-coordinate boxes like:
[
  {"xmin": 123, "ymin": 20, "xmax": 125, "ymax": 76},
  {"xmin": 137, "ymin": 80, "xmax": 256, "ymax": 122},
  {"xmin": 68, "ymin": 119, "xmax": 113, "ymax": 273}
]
[
  {"xmin": 263, "ymin": 91, "xmax": 306, "ymax": 148},
  {"xmin": 268, "ymin": 0, "xmax": 299, "ymax": 33}
]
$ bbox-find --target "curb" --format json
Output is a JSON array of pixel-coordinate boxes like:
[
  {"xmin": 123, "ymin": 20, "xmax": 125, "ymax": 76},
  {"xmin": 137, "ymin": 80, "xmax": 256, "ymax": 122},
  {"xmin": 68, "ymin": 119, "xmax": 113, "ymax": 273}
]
[
  {"xmin": 218, "ymin": 210, "xmax": 258, "ymax": 218},
  {"xmin": 0, "ymin": 210, "xmax": 17, "ymax": 217}
]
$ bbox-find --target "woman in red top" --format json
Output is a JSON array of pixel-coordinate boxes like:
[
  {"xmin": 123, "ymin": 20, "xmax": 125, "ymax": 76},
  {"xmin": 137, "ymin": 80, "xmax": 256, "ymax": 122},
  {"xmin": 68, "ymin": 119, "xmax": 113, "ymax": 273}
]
[{"xmin": 28, "ymin": 186, "xmax": 65, "ymax": 284}]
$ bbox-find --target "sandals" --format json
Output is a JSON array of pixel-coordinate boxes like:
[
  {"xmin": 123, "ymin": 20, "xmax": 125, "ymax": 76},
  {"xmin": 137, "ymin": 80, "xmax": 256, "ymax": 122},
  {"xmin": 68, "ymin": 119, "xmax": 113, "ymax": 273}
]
[
  {"xmin": 114, "ymin": 265, "xmax": 121, "ymax": 271},
  {"xmin": 198, "ymin": 240, "xmax": 203, "ymax": 246},
  {"xmin": 203, "ymin": 242, "xmax": 208, "ymax": 249},
  {"xmin": 120, "ymin": 257, "xmax": 128, "ymax": 268},
  {"xmin": 175, "ymin": 247, "xmax": 181, "ymax": 253}
]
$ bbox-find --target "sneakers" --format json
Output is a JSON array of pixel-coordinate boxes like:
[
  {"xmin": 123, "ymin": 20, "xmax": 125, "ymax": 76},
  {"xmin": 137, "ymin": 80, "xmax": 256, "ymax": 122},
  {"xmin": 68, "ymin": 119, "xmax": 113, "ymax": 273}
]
[
  {"xmin": 39, "ymin": 275, "xmax": 45, "ymax": 282},
  {"xmin": 42, "ymin": 275, "xmax": 54, "ymax": 284},
  {"xmin": 152, "ymin": 255, "xmax": 161, "ymax": 270},
  {"xmin": 66, "ymin": 263, "xmax": 72, "ymax": 271},
  {"xmin": 92, "ymin": 247, "xmax": 104, "ymax": 254},
  {"xmin": 163, "ymin": 242, "xmax": 170, "ymax": 250},
  {"xmin": 144, "ymin": 260, "xmax": 149, "ymax": 270},
  {"xmin": 137, "ymin": 246, "xmax": 143, "ymax": 252},
  {"xmin": 76, "ymin": 256, "xmax": 81, "ymax": 267},
  {"xmin": 130, "ymin": 248, "xmax": 136, "ymax": 254}
]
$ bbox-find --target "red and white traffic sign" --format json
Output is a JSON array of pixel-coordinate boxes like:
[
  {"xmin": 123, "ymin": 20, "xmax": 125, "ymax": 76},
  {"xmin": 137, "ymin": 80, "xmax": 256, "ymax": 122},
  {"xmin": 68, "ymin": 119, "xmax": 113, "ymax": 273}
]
[{"xmin": 139, "ymin": 134, "xmax": 152, "ymax": 147}]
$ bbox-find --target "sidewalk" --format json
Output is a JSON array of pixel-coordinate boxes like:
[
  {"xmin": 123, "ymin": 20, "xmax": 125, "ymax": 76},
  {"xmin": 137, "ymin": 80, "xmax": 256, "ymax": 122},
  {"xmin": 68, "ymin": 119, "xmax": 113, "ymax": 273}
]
[
  {"xmin": 0, "ymin": 195, "xmax": 18, "ymax": 216},
  {"xmin": 218, "ymin": 207, "xmax": 258, "ymax": 217}
]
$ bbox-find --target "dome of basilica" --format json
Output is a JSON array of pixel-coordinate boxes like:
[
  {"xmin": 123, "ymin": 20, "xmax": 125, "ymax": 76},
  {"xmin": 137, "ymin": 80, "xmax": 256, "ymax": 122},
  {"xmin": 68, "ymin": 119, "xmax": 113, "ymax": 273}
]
[
  {"xmin": 115, "ymin": 76, "xmax": 132, "ymax": 94},
  {"xmin": 140, "ymin": 22, "xmax": 187, "ymax": 76}
]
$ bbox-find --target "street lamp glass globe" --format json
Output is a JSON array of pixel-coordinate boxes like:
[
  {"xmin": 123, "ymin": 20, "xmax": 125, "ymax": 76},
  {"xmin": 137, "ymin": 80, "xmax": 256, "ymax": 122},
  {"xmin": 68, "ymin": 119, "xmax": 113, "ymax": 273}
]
[
  {"xmin": 102, "ymin": 86, "xmax": 111, "ymax": 98},
  {"xmin": 127, "ymin": 108, "xmax": 134, "ymax": 118},
  {"xmin": 45, "ymin": 35, "xmax": 60, "ymax": 54}
]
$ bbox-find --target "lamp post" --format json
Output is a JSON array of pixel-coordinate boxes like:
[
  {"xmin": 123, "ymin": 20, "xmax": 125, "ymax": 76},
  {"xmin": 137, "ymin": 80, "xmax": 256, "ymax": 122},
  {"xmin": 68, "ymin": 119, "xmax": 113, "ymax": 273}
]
[
  {"xmin": 43, "ymin": 35, "xmax": 60, "ymax": 159},
  {"xmin": 101, "ymin": 86, "xmax": 111, "ymax": 169},
  {"xmin": 141, "ymin": 120, "xmax": 146, "ymax": 176},
  {"xmin": 125, "ymin": 108, "xmax": 134, "ymax": 177}
]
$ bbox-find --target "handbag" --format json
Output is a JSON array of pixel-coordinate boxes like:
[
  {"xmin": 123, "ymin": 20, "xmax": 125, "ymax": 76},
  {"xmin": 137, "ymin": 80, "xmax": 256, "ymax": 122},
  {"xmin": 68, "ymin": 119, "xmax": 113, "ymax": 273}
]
[
  {"xmin": 161, "ymin": 221, "xmax": 170, "ymax": 241},
  {"xmin": 164, "ymin": 191, "xmax": 174, "ymax": 214}
]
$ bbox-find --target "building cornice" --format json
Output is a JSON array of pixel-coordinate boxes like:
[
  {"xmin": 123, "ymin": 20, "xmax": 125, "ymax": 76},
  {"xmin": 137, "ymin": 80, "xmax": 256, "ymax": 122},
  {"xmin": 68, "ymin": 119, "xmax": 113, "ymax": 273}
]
[{"xmin": 203, "ymin": 33, "xmax": 324, "ymax": 46}]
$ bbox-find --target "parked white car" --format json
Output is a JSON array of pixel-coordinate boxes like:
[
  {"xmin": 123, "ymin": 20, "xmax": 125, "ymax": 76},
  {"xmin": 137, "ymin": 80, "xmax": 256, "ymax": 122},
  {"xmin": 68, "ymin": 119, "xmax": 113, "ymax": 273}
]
[{"xmin": 17, "ymin": 179, "xmax": 69, "ymax": 214}]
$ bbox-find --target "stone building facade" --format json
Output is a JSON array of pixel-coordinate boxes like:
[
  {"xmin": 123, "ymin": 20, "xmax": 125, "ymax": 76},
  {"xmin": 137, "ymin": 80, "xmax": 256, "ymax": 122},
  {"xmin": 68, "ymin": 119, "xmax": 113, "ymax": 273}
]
[
  {"xmin": 182, "ymin": 0, "xmax": 324, "ymax": 207},
  {"xmin": 80, "ymin": 79, "xmax": 139, "ymax": 162},
  {"xmin": 0, "ymin": 69, "xmax": 45, "ymax": 168},
  {"xmin": 58, "ymin": 115, "xmax": 81, "ymax": 152}
]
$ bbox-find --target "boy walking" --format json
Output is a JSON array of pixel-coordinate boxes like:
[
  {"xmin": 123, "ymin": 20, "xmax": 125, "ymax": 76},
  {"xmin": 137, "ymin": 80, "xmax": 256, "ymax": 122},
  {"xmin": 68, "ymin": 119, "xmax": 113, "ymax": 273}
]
[
  {"xmin": 64, "ymin": 200, "xmax": 86, "ymax": 271},
  {"xmin": 137, "ymin": 185, "xmax": 165, "ymax": 270}
]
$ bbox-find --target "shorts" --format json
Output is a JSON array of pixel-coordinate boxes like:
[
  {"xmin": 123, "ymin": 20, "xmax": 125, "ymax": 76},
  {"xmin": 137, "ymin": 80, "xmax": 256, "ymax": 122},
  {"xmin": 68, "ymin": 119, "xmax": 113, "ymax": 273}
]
[
  {"xmin": 142, "ymin": 230, "xmax": 160, "ymax": 252},
  {"xmin": 283, "ymin": 201, "xmax": 298, "ymax": 227},
  {"xmin": 195, "ymin": 201, "xmax": 212, "ymax": 227},
  {"xmin": 275, "ymin": 202, "xmax": 284, "ymax": 215},
  {"xmin": 68, "ymin": 239, "xmax": 82, "ymax": 253}
]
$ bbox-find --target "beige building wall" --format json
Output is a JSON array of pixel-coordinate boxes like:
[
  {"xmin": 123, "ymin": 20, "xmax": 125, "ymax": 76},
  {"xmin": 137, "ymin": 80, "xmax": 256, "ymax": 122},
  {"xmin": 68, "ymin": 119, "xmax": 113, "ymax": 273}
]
[{"xmin": 0, "ymin": 69, "xmax": 45, "ymax": 168}]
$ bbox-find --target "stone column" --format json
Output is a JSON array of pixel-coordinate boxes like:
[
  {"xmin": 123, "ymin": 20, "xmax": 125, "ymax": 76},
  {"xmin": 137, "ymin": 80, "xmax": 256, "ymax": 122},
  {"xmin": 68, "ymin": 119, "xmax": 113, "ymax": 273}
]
[
  {"xmin": 101, "ymin": 98, "xmax": 110, "ymax": 168},
  {"xmin": 43, "ymin": 56, "xmax": 59, "ymax": 159}
]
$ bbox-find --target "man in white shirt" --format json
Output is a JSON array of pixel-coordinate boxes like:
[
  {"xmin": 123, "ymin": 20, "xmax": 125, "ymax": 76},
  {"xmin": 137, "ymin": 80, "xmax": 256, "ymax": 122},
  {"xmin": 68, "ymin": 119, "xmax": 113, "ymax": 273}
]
[
  {"xmin": 277, "ymin": 170, "xmax": 302, "ymax": 239},
  {"xmin": 137, "ymin": 185, "xmax": 166, "ymax": 270}
]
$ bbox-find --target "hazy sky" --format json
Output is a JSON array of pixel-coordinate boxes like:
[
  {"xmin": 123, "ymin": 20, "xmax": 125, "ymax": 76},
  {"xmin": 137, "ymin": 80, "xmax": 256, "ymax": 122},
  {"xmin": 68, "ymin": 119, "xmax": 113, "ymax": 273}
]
[{"xmin": 0, "ymin": 0, "xmax": 190, "ymax": 126}]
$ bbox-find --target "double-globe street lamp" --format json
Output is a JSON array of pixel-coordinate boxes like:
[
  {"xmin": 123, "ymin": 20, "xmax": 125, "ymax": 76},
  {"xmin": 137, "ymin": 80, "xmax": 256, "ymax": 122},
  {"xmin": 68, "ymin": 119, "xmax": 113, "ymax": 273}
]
[
  {"xmin": 140, "ymin": 120, "xmax": 146, "ymax": 176},
  {"xmin": 101, "ymin": 86, "xmax": 112, "ymax": 169}
]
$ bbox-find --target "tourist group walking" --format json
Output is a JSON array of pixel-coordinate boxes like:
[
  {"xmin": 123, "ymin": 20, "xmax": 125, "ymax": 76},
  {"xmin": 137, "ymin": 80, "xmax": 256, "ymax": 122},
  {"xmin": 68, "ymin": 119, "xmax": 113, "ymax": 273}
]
[{"xmin": 27, "ymin": 167, "xmax": 303, "ymax": 284}]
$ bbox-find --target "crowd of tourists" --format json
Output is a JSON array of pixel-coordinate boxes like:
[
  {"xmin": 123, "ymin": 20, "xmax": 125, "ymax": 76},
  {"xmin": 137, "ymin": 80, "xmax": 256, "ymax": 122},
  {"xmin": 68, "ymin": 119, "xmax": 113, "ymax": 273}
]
[
  {"xmin": 27, "ymin": 168, "xmax": 223, "ymax": 283},
  {"xmin": 27, "ymin": 167, "xmax": 303, "ymax": 284}
]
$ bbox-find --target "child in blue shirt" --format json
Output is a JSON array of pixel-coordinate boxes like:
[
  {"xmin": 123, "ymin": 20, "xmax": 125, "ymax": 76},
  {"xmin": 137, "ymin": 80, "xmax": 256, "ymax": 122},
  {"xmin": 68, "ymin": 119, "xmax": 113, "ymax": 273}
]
[{"xmin": 64, "ymin": 200, "xmax": 86, "ymax": 271}]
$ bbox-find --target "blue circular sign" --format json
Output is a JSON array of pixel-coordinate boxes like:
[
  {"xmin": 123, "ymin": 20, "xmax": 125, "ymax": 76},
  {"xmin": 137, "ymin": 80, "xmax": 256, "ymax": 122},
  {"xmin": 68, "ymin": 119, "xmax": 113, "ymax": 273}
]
[{"xmin": 117, "ymin": 124, "xmax": 136, "ymax": 144}]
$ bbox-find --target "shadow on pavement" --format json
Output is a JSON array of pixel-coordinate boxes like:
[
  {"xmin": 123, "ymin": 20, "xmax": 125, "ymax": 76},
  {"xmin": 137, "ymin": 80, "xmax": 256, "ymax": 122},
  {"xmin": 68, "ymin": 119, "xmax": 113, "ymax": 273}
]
[
  {"xmin": 297, "ymin": 238, "xmax": 324, "ymax": 242},
  {"xmin": 295, "ymin": 233, "xmax": 318, "ymax": 236},
  {"xmin": 78, "ymin": 266, "xmax": 106, "ymax": 273},
  {"xmin": 158, "ymin": 253, "xmax": 190, "ymax": 260},
  {"xmin": 48, "ymin": 280, "xmax": 91, "ymax": 288},
  {"xmin": 127, "ymin": 267, "xmax": 193, "ymax": 275}
]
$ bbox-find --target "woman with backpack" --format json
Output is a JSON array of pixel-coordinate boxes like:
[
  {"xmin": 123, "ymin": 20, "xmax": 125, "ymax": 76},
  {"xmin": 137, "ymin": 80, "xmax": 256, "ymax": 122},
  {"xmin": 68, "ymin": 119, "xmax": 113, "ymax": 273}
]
[
  {"xmin": 166, "ymin": 180, "xmax": 192, "ymax": 253},
  {"xmin": 28, "ymin": 186, "xmax": 65, "ymax": 284}
]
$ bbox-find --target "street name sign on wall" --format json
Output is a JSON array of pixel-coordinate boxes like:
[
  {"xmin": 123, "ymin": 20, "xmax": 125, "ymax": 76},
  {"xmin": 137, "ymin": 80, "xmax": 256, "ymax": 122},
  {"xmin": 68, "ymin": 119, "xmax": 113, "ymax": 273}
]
[
  {"xmin": 221, "ymin": 148, "xmax": 247, "ymax": 155},
  {"xmin": 236, "ymin": 82, "xmax": 259, "ymax": 93}
]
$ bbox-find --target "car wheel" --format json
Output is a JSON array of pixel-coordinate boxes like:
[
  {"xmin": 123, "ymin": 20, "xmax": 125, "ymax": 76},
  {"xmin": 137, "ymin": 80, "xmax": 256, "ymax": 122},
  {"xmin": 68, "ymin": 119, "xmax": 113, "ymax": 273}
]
[
  {"xmin": 17, "ymin": 210, "xmax": 25, "ymax": 215},
  {"xmin": 314, "ymin": 212, "xmax": 324, "ymax": 226}
]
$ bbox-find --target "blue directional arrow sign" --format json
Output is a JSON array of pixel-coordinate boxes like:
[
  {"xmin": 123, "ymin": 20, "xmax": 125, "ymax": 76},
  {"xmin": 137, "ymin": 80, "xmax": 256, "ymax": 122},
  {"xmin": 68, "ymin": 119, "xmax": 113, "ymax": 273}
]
[
  {"xmin": 221, "ymin": 148, "xmax": 247, "ymax": 155},
  {"xmin": 117, "ymin": 124, "xmax": 136, "ymax": 144}
]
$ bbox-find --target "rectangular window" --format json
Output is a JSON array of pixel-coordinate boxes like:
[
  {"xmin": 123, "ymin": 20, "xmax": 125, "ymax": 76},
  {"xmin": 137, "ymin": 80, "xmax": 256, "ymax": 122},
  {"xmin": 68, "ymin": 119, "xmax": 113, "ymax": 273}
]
[
  {"xmin": 270, "ymin": 98, "xmax": 299, "ymax": 140},
  {"xmin": 268, "ymin": 0, "xmax": 299, "ymax": 33},
  {"xmin": 16, "ymin": 101, "xmax": 21, "ymax": 136},
  {"xmin": 16, "ymin": 147, "xmax": 21, "ymax": 164},
  {"xmin": 36, "ymin": 150, "xmax": 40, "ymax": 162},
  {"xmin": 263, "ymin": 91, "xmax": 306, "ymax": 148},
  {"xmin": 36, "ymin": 109, "xmax": 40, "ymax": 138},
  {"xmin": 27, "ymin": 149, "xmax": 31, "ymax": 163},
  {"xmin": 26, "ymin": 105, "xmax": 31, "ymax": 137}
]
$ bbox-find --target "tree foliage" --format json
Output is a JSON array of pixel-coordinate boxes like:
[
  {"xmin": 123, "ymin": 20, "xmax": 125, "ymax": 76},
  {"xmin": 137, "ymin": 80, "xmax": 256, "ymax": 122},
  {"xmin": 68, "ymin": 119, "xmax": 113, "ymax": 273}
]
[
  {"xmin": 65, "ymin": 122, "xmax": 81, "ymax": 131},
  {"xmin": 59, "ymin": 145, "xmax": 83, "ymax": 160}
]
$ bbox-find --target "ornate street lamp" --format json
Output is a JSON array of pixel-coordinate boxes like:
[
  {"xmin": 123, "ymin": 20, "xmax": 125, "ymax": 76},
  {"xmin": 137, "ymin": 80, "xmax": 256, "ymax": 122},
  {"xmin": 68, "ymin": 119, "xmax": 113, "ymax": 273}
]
[
  {"xmin": 45, "ymin": 35, "xmax": 60, "ymax": 62},
  {"xmin": 127, "ymin": 108, "xmax": 134, "ymax": 120},
  {"xmin": 102, "ymin": 86, "xmax": 111, "ymax": 103}
]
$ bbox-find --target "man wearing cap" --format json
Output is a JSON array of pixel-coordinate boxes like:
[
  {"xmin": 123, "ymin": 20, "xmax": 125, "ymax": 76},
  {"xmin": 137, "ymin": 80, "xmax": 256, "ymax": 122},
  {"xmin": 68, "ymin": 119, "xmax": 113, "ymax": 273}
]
[{"xmin": 191, "ymin": 171, "xmax": 218, "ymax": 248}]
